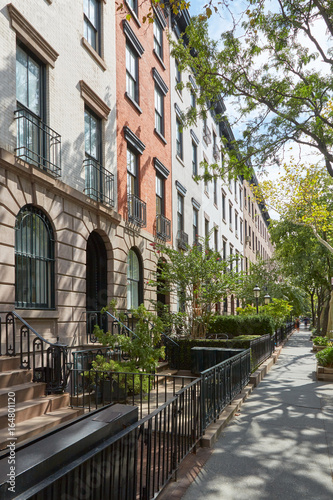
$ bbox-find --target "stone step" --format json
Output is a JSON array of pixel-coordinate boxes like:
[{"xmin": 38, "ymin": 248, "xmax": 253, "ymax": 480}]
[
  {"xmin": 0, "ymin": 356, "xmax": 21, "ymax": 372},
  {"xmin": 0, "ymin": 407, "xmax": 84, "ymax": 450},
  {"xmin": 0, "ymin": 369, "xmax": 32, "ymax": 389},
  {"xmin": 0, "ymin": 393, "xmax": 70, "ymax": 428},
  {"xmin": 0, "ymin": 382, "xmax": 46, "ymax": 407}
]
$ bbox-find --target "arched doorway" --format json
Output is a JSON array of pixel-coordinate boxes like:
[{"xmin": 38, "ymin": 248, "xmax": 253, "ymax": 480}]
[{"xmin": 86, "ymin": 232, "xmax": 107, "ymax": 337}]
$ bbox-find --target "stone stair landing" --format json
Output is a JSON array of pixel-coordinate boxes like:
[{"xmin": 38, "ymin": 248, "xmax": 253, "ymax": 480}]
[{"xmin": 0, "ymin": 356, "xmax": 83, "ymax": 450}]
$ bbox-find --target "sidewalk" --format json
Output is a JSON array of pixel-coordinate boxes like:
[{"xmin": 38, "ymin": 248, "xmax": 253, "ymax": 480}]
[{"xmin": 164, "ymin": 326, "xmax": 333, "ymax": 500}]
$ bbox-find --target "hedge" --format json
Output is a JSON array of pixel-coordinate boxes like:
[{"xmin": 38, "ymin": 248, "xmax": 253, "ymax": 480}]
[
  {"xmin": 166, "ymin": 336, "xmax": 261, "ymax": 371},
  {"xmin": 207, "ymin": 314, "xmax": 275, "ymax": 337}
]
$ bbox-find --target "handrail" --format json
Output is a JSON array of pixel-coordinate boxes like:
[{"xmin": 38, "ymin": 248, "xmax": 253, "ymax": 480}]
[
  {"xmin": 11, "ymin": 311, "xmax": 66, "ymax": 347},
  {"xmin": 0, "ymin": 311, "xmax": 68, "ymax": 393},
  {"xmin": 105, "ymin": 310, "xmax": 138, "ymax": 338}
]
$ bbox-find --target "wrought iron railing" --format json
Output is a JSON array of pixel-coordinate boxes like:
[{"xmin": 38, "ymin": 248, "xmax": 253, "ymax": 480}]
[
  {"xmin": 156, "ymin": 214, "xmax": 171, "ymax": 241},
  {"xmin": 200, "ymin": 349, "xmax": 251, "ymax": 431},
  {"xmin": 177, "ymin": 229, "xmax": 188, "ymax": 250},
  {"xmin": 23, "ymin": 377, "xmax": 201, "ymax": 500},
  {"xmin": 14, "ymin": 108, "xmax": 61, "ymax": 177},
  {"xmin": 0, "ymin": 311, "xmax": 68, "ymax": 393},
  {"xmin": 250, "ymin": 334, "xmax": 273, "ymax": 371},
  {"xmin": 128, "ymin": 193, "xmax": 147, "ymax": 227},
  {"xmin": 84, "ymin": 157, "xmax": 115, "ymax": 207},
  {"xmin": 86, "ymin": 310, "xmax": 138, "ymax": 343}
]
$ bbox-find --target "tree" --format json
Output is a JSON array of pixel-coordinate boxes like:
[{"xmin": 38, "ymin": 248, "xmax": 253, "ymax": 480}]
[
  {"xmin": 149, "ymin": 238, "xmax": 238, "ymax": 338},
  {"xmin": 253, "ymin": 162, "xmax": 333, "ymax": 253},
  {"xmin": 170, "ymin": 1, "xmax": 333, "ymax": 179},
  {"xmin": 269, "ymin": 219, "xmax": 333, "ymax": 335},
  {"xmin": 238, "ymin": 257, "xmax": 308, "ymax": 317}
]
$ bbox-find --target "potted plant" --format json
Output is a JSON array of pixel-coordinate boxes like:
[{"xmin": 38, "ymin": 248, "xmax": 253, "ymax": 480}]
[
  {"xmin": 312, "ymin": 336, "xmax": 332, "ymax": 352},
  {"xmin": 316, "ymin": 347, "xmax": 333, "ymax": 381}
]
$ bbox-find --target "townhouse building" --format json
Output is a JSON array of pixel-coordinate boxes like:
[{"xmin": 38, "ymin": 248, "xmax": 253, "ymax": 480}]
[{"xmin": 0, "ymin": 1, "xmax": 274, "ymax": 356}]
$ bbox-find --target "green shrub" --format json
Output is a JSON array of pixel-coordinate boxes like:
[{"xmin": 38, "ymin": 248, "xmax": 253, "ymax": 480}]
[
  {"xmin": 316, "ymin": 347, "xmax": 333, "ymax": 368},
  {"xmin": 313, "ymin": 336, "xmax": 332, "ymax": 346},
  {"xmin": 207, "ymin": 315, "xmax": 275, "ymax": 337}
]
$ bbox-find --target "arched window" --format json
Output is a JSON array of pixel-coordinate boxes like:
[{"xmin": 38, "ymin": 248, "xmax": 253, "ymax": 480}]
[
  {"xmin": 127, "ymin": 248, "xmax": 142, "ymax": 309},
  {"xmin": 15, "ymin": 205, "xmax": 55, "ymax": 309}
]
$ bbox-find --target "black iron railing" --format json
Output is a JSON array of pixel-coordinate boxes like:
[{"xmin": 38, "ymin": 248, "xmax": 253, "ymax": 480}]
[
  {"xmin": 70, "ymin": 368, "xmax": 196, "ymax": 419},
  {"xmin": 86, "ymin": 310, "xmax": 138, "ymax": 343},
  {"xmin": 14, "ymin": 108, "xmax": 61, "ymax": 177},
  {"xmin": 24, "ymin": 377, "xmax": 201, "ymax": 500},
  {"xmin": 156, "ymin": 214, "xmax": 171, "ymax": 241},
  {"xmin": 250, "ymin": 334, "xmax": 273, "ymax": 371},
  {"xmin": 128, "ymin": 193, "xmax": 147, "ymax": 227},
  {"xmin": 0, "ymin": 311, "xmax": 68, "ymax": 393},
  {"xmin": 84, "ymin": 157, "xmax": 115, "ymax": 207},
  {"xmin": 200, "ymin": 349, "xmax": 251, "ymax": 431},
  {"xmin": 177, "ymin": 230, "xmax": 188, "ymax": 250}
]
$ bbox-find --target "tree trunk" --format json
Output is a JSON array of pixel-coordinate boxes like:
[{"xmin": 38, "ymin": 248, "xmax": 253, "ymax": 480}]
[
  {"xmin": 321, "ymin": 291, "xmax": 331, "ymax": 337},
  {"xmin": 310, "ymin": 291, "xmax": 315, "ymax": 327}
]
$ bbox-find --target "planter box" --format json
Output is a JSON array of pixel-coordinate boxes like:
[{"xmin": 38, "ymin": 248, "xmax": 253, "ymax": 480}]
[
  {"xmin": 313, "ymin": 345, "xmax": 328, "ymax": 352},
  {"xmin": 316, "ymin": 365, "xmax": 333, "ymax": 381}
]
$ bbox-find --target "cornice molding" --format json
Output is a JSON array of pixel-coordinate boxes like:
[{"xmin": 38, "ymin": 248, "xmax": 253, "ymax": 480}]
[
  {"xmin": 79, "ymin": 80, "xmax": 111, "ymax": 120},
  {"xmin": 124, "ymin": 126, "xmax": 145, "ymax": 155},
  {"xmin": 7, "ymin": 3, "xmax": 59, "ymax": 67}
]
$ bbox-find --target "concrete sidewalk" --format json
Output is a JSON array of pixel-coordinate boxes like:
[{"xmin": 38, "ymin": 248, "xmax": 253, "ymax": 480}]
[{"xmin": 173, "ymin": 327, "xmax": 333, "ymax": 499}]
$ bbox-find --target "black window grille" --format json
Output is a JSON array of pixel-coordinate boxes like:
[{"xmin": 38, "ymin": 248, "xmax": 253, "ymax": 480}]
[{"xmin": 15, "ymin": 205, "xmax": 55, "ymax": 309}]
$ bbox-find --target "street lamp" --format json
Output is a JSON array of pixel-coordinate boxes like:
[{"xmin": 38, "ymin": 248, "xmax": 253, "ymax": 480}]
[
  {"xmin": 253, "ymin": 285, "xmax": 261, "ymax": 314},
  {"xmin": 264, "ymin": 293, "xmax": 271, "ymax": 305}
]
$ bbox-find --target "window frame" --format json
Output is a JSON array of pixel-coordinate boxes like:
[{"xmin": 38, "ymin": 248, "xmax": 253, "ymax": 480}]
[
  {"xmin": 177, "ymin": 192, "xmax": 184, "ymax": 232},
  {"xmin": 127, "ymin": 248, "xmax": 142, "ymax": 309},
  {"xmin": 126, "ymin": 42, "xmax": 139, "ymax": 103},
  {"xmin": 15, "ymin": 205, "xmax": 55, "ymax": 310},
  {"xmin": 154, "ymin": 18, "xmax": 163, "ymax": 60},
  {"xmin": 83, "ymin": 0, "xmax": 101, "ymax": 54},
  {"xmin": 192, "ymin": 140, "xmax": 198, "ymax": 176},
  {"xmin": 155, "ymin": 85, "xmax": 164, "ymax": 136},
  {"xmin": 176, "ymin": 117, "xmax": 183, "ymax": 160}
]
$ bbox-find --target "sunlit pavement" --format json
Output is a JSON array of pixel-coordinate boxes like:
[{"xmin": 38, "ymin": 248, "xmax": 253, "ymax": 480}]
[{"xmin": 180, "ymin": 325, "xmax": 333, "ymax": 500}]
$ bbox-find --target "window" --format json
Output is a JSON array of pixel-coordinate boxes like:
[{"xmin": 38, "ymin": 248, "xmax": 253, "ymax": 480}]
[
  {"xmin": 127, "ymin": 249, "xmax": 142, "ymax": 309},
  {"xmin": 15, "ymin": 45, "xmax": 56, "ymax": 173},
  {"xmin": 240, "ymin": 219, "xmax": 243, "ymax": 243},
  {"xmin": 175, "ymin": 60, "xmax": 181, "ymax": 89},
  {"xmin": 84, "ymin": 0, "xmax": 100, "ymax": 53},
  {"xmin": 222, "ymin": 192, "xmax": 226, "ymax": 220},
  {"xmin": 127, "ymin": 0, "xmax": 137, "ymax": 15},
  {"xmin": 192, "ymin": 141, "xmax": 198, "ymax": 176},
  {"xmin": 234, "ymin": 180, "xmax": 237, "ymax": 201},
  {"xmin": 84, "ymin": 107, "xmax": 102, "ymax": 201},
  {"xmin": 193, "ymin": 207, "xmax": 198, "ymax": 243},
  {"xmin": 213, "ymin": 178, "xmax": 217, "ymax": 205},
  {"xmin": 229, "ymin": 204, "xmax": 233, "ymax": 229},
  {"xmin": 239, "ymin": 187, "xmax": 242, "ymax": 208},
  {"xmin": 222, "ymin": 240, "xmax": 227, "ymax": 260},
  {"xmin": 127, "ymin": 148, "xmax": 138, "ymax": 197},
  {"xmin": 154, "ymin": 19, "xmax": 163, "ymax": 60},
  {"xmin": 156, "ymin": 174, "xmax": 164, "ymax": 217},
  {"xmin": 248, "ymin": 196, "xmax": 251, "ymax": 212},
  {"xmin": 126, "ymin": 43, "xmax": 138, "ymax": 103},
  {"xmin": 235, "ymin": 211, "xmax": 238, "ymax": 236},
  {"xmin": 190, "ymin": 90, "xmax": 196, "ymax": 109},
  {"xmin": 245, "ymin": 220, "xmax": 247, "ymax": 239},
  {"xmin": 155, "ymin": 85, "xmax": 164, "ymax": 135},
  {"xmin": 205, "ymin": 218, "xmax": 209, "ymax": 241},
  {"xmin": 176, "ymin": 118, "xmax": 183, "ymax": 159},
  {"xmin": 244, "ymin": 188, "xmax": 247, "ymax": 208},
  {"xmin": 177, "ymin": 192, "xmax": 184, "ymax": 231},
  {"xmin": 214, "ymin": 227, "xmax": 218, "ymax": 252},
  {"xmin": 15, "ymin": 205, "xmax": 54, "ymax": 309},
  {"xmin": 85, "ymin": 107, "xmax": 101, "ymax": 163}
]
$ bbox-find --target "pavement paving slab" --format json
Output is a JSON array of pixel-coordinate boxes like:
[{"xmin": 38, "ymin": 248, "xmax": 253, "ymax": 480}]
[{"xmin": 178, "ymin": 327, "xmax": 333, "ymax": 500}]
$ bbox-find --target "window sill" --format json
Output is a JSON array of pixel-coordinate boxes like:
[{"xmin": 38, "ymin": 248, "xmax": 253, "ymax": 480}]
[
  {"xmin": 176, "ymin": 88, "xmax": 183, "ymax": 102},
  {"xmin": 176, "ymin": 154, "xmax": 185, "ymax": 167},
  {"xmin": 153, "ymin": 49, "xmax": 165, "ymax": 69},
  {"xmin": 125, "ymin": 92, "xmax": 142, "ymax": 114},
  {"xmin": 214, "ymin": 203, "xmax": 218, "ymax": 209},
  {"xmin": 82, "ymin": 37, "xmax": 107, "ymax": 71},
  {"xmin": 15, "ymin": 309, "xmax": 59, "ymax": 319},
  {"xmin": 204, "ymin": 190, "xmax": 209, "ymax": 198},
  {"xmin": 125, "ymin": 0, "xmax": 141, "ymax": 27},
  {"xmin": 222, "ymin": 218, "xmax": 227, "ymax": 225},
  {"xmin": 192, "ymin": 174, "xmax": 199, "ymax": 183},
  {"xmin": 154, "ymin": 128, "xmax": 167, "ymax": 144}
]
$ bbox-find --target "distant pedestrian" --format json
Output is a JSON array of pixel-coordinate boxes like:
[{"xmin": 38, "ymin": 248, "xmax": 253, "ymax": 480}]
[
  {"xmin": 295, "ymin": 318, "xmax": 300, "ymax": 331},
  {"xmin": 304, "ymin": 317, "xmax": 308, "ymax": 328}
]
